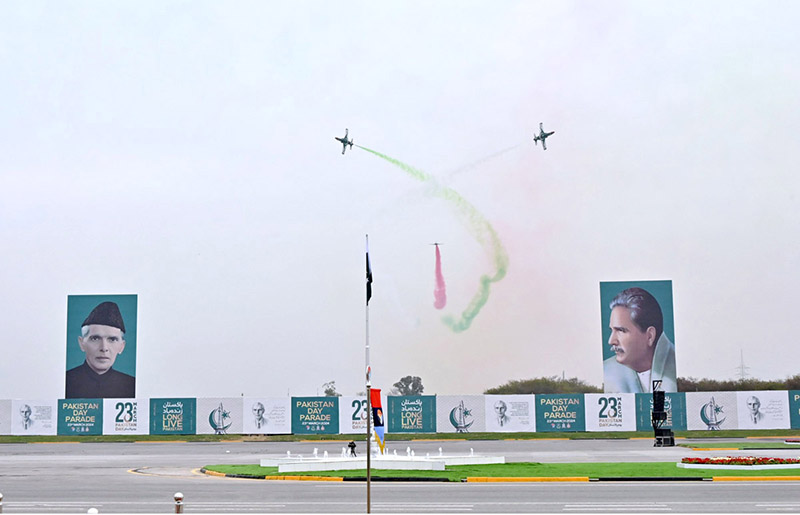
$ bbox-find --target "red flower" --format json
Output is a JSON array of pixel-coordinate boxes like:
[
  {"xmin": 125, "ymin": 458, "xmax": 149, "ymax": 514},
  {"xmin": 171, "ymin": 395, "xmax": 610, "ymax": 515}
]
[{"xmin": 681, "ymin": 456, "xmax": 800, "ymax": 465}]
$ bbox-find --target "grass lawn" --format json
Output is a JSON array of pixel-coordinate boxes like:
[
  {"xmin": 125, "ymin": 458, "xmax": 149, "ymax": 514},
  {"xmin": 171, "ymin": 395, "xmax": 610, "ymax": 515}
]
[
  {"xmin": 679, "ymin": 441, "xmax": 800, "ymax": 450},
  {"xmin": 202, "ymin": 461, "xmax": 800, "ymax": 482}
]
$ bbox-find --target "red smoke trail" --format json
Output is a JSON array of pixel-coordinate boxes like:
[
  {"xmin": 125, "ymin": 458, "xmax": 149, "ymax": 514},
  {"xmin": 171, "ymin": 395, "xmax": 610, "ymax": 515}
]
[{"xmin": 434, "ymin": 245, "xmax": 447, "ymax": 309}]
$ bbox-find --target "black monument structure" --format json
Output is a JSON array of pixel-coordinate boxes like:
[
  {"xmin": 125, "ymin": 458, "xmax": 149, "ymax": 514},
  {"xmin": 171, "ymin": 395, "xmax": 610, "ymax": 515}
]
[{"xmin": 651, "ymin": 379, "xmax": 675, "ymax": 447}]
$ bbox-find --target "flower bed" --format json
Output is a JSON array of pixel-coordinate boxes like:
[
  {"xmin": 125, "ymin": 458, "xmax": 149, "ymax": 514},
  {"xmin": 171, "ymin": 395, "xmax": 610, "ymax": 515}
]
[{"xmin": 679, "ymin": 456, "xmax": 800, "ymax": 470}]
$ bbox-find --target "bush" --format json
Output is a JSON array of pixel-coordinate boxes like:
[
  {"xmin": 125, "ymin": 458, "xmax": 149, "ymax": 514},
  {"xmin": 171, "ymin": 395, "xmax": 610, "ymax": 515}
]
[{"xmin": 484, "ymin": 376, "xmax": 602, "ymax": 394}]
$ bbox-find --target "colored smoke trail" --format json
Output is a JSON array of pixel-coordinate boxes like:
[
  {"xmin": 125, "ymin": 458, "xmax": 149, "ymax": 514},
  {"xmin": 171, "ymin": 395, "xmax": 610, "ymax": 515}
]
[
  {"xmin": 357, "ymin": 145, "xmax": 509, "ymax": 332},
  {"xmin": 434, "ymin": 244, "xmax": 447, "ymax": 310}
]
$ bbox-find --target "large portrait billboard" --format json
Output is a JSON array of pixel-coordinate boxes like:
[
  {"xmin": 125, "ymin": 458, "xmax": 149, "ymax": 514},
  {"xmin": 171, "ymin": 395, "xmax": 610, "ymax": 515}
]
[
  {"xmin": 12, "ymin": 399, "xmax": 57, "ymax": 435},
  {"xmin": 484, "ymin": 395, "xmax": 535, "ymax": 432},
  {"xmin": 65, "ymin": 294, "xmax": 137, "ymax": 399},
  {"xmin": 600, "ymin": 281, "xmax": 676, "ymax": 393},
  {"xmin": 196, "ymin": 398, "xmax": 244, "ymax": 435},
  {"xmin": 584, "ymin": 393, "xmax": 636, "ymax": 431},
  {"xmin": 103, "ymin": 398, "xmax": 150, "ymax": 434},
  {"xmin": 243, "ymin": 397, "xmax": 291, "ymax": 434},
  {"xmin": 291, "ymin": 397, "xmax": 339, "ymax": 435},
  {"xmin": 387, "ymin": 395, "xmax": 436, "ymax": 433},
  {"xmin": 735, "ymin": 391, "xmax": 790, "ymax": 430},
  {"xmin": 436, "ymin": 396, "xmax": 486, "ymax": 433},
  {"xmin": 535, "ymin": 394, "xmax": 585, "ymax": 432}
]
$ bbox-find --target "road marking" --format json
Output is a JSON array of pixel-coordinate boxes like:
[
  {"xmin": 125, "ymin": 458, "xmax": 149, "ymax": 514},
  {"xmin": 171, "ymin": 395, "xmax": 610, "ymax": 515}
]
[
  {"xmin": 714, "ymin": 476, "xmax": 800, "ymax": 481},
  {"xmin": 564, "ymin": 502, "xmax": 667, "ymax": 508},
  {"xmin": 564, "ymin": 508, "xmax": 671, "ymax": 512},
  {"xmin": 134, "ymin": 440, "xmax": 187, "ymax": 443},
  {"xmin": 468, "ymin": 476, "xmax": 589, "ymax": 482},
  {"xmin": 29, "ymin": 441, "xmax": 82, "ymax": 444},
  {"xmin": 374, "ymin": 503, "xmax": 474, "ymax": 509}
]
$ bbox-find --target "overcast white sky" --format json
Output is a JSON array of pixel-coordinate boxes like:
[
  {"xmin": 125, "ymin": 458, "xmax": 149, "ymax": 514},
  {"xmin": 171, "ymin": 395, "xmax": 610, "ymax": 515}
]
[{"xmin": 2, "ymin": 1, "xmax": 799, "ymax": 399}]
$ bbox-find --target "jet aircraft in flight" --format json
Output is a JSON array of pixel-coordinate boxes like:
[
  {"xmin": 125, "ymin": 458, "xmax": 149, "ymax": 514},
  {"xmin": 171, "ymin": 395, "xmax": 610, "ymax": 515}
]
[
  {"xmin": 335, "ymin": 128, "xmax": 354, "ymax": 154},
  {"xmin": 533, "ymin": 123, "xmax": 555, "ymax": 150}
]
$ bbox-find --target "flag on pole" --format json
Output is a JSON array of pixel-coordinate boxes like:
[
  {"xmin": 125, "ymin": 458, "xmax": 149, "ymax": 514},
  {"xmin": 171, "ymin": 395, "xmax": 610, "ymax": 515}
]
[
  {"xmin": 370, "ymin": 388, "xmax": 385, "ymax": 453},
  {"xmin": 366, "ymin": 237, "xmax": 373, "ymax": 305}
]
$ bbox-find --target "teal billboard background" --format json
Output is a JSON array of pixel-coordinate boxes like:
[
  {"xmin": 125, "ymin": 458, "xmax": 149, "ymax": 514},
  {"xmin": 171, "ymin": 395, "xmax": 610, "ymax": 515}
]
[
  {"xmin": 634, "ymin": 392, "xmax": 687, "ymax": 431},
  {"xmin": 387, "ymin": 395, "xmax": 436, "ymax": 433},
  {"xmin": 790, "ymin": 390, "xmax": 800, "ymax": 429},
  {"xmin": 57, "ymin": 399, "xmax": 103, "ymax": 435},
  {"xmin": 150, "ymin": 398, "xmax": 196, "ymax": 435},
  {"xmin": 291, "ymin": 397, "xmax": 339, "ymax": 434},
  {"xmin": 535, "ymin": 394, "xmax": 585, "ymax": 432},
  {"xmin": 66, "ymin": 294, "xmax": 138, "ymax": 375},
  {"xmin": 600, "ymin": 281, "xmax": 674, "ymax": 361}
]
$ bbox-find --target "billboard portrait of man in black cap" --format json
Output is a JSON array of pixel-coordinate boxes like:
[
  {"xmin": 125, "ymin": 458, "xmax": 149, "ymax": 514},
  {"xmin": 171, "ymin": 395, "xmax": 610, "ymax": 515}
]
[{"xmin": 66, "ymin": 296, "xmax": 137, "ymax": 399}]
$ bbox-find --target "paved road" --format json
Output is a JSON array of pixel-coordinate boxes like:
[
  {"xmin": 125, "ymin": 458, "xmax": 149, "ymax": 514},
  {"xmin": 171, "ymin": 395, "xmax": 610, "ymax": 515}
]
[{"xmin": 0, "ymin": 438, "xmax": 798, "ymax": 513}]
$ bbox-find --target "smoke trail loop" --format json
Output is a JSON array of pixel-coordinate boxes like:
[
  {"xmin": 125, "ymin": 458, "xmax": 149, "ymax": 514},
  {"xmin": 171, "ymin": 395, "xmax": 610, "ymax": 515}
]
[{"xmin": 357, "ymin": 145, "xmax": 508, "ymax": 332}]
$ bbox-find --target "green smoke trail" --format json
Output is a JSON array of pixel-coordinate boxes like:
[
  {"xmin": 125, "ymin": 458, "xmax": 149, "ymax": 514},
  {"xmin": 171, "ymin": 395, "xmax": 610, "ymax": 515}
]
[{"xmin": 357, "ymin": 145, "xmax": 509, "ymax": 333}]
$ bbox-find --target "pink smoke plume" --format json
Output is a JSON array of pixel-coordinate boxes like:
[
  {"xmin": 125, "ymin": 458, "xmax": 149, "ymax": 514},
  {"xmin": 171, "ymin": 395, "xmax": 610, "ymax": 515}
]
[{"xmin": 433, "ymin": 244, "xmax": 447, "ymax": 309}]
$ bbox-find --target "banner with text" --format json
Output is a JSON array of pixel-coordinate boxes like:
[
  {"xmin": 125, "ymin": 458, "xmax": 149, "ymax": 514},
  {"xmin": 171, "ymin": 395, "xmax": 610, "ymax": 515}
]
[
  {"xmin": 535, "ymin": 394, "xmax": 585, "ymax": 432},
  {"xmin": 150, "ymin": 398, "xmax": 196, "ymax": 435},
  {"xmin": 436, "ymin": 395, "xmax": 486, "ymax": 433},
  {"xmin": 735, "ymin": 391, "xmax": 790, "ymax": 429},
  {"xmin": 339, "ymin": 395, "xmax": 372, "ymax": 434},
  {"xmin": 686, "ymin": 392, "xmax": 738, "ymax": 431},
  {"xmin": 387, "ymin": 395, "xmax": 436, "ymax": 433},
  {"xmin": 58, "ymin": 399, "xmax": 103, "ymax": 435},
  {"xmin": 634, "ymin": 392, "xmax": 687, "ymax": 431},
  {"xmin": 291, "ymin": 397, "xmax": 339, "ymax": 435},
  {"xmin": 790, "ymin": 391, "xmax": 800, "ymax": 429},
  {"xmin": 12, "ymin": 399, "xmax": 57, "ymax": 435},
  {"xmin": 483, "ymin": 395, "xmax": 535, "ymax": 432},
  {"xmin": 103, "ymin": 398, "xmax": 149, "ymax": 434},
  {"xmin": 584, "ymin": 393, "xmax": 636, "ymax": 431},
  {"xmin": 196, "ymin": 398, "xmax": 244, "ymax": 435}
]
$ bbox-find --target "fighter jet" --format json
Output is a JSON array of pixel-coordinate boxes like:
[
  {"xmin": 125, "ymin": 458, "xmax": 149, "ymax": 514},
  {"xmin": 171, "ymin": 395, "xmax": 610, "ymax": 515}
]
[
  {"xmin": 335, "ymin": 128, "xmax": 354, "ymax": 154},
  {"xmin": 533, "ymin": 123, "xmax": 555, "ymax": 150}
]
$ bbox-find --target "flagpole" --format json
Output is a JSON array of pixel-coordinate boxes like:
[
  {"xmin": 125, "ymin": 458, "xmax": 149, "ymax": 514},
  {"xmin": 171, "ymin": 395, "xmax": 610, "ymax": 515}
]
[{"xmin": 365, "ymin": 234, "xmax": 372, "ymax": 514}]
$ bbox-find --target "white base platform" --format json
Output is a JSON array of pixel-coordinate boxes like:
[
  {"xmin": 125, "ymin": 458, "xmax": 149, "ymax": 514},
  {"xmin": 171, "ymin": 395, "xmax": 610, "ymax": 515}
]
[{"xmin": 260, "ymin": 453, "xmax": 505, "ymax": 473}]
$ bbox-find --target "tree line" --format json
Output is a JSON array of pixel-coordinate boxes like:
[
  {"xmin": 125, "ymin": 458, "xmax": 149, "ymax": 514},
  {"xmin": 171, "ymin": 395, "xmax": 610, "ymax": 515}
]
[
  {"xmin": 324, "ymin": 374, "xmax": 800, "ymax": 396},
  {"xmin": 484, "ymin": 375, "xmax": 800, "ymax": 394}
]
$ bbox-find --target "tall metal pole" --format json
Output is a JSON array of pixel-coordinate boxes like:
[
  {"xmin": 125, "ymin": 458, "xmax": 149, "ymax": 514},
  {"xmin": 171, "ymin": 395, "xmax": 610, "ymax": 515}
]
[
  {"xmin": 366, "ymin": 382, "xmax": 372, "ymax": 513},
  {"xmin": 365, "ymin": 234, "xmax": 372, "ymax": 513}
]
